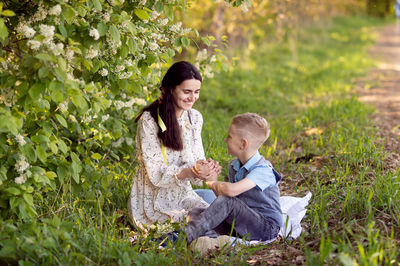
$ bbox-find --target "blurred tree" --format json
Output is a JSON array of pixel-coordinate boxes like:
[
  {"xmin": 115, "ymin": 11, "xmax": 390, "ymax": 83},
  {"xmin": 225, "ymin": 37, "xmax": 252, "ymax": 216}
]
[{"xmin": 366, "ymin": 0, "xmax": 393, "ymax": 17}]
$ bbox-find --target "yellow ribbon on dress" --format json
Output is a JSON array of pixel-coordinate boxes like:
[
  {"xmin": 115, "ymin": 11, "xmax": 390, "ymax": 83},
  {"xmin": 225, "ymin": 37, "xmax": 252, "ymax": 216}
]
[{"xmin": 157, "ymin": 107, "xmax": 168, "ymax": 166}]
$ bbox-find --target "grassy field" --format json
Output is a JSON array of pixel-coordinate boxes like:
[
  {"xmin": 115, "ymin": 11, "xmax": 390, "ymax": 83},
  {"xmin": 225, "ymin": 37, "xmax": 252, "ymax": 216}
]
[{"xmin": 1, "ymin": 15, "xmax": 399, "ymax": 265}]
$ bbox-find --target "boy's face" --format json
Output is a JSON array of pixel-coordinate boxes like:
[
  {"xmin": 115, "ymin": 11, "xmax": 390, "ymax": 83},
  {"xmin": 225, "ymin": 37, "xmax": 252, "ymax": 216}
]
[{"xmin": 224, "ymin": 124, "xmax": 242, "ymax": 157}]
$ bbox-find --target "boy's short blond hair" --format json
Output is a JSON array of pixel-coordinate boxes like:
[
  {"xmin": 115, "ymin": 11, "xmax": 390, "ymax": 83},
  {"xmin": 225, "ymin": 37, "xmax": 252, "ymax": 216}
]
[{"xmin": 231, "ymin": 113, "xmax": 270, "ymax": 148}]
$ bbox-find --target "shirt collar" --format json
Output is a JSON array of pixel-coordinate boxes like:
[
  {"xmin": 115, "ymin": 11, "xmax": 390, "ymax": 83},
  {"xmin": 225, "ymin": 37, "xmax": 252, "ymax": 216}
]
[{"xmin": 232, "ymin": 151, "xmax": 261, "ymax": 171}]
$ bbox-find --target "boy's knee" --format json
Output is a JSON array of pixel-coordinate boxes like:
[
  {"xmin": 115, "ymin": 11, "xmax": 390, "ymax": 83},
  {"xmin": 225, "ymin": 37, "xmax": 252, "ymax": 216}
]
[
  {"xmin": 214, "ymin": 195, "xmax": 235, "ymax": 206},
  {"xmin": 187, "ymin": 207, "xmax": 206, "ymax": 223}
]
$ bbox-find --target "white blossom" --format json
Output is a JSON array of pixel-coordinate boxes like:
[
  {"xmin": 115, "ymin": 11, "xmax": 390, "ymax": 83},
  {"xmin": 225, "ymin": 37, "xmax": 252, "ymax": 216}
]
[
  {"xmin": 89, "ymin": 28, "xmax": 100, "ymax": 40},
  {"xmin": 49, "ymin": 4, "xmax": 62, "ymax": 16},
  {"xmin": 99, "ymin": 68, "xmax": 108, "ymax": 77},
  {"xmin": 158, "ymin": 18, "xmax": 168, "ymax": 26},
  {"xmin": 181, "ymin": 28, "xmax": 192, "ymax": 35},
  {"xmin": 210, "ymin": 55, "xmax": 216, "ymax": 63},
  {"xmin": 125, "ymin": 98, "xmax": 135, "ymax": 108},
  {"xmin": 196, "ymin": 49, "xmax": 208, "ymax": 62},
  {"xmin": 204, "ymin": 65, "xmax": 214, "ymax": 78},
  {"xmin": 31, "ymin": 4, "xmax": 47, "ymax": 22},
  {"xmin": 69, "ymin": 114, "xmax": 77, "ymax": 123},
  {"xmin": 86, "ymin": 48, "xmax": 98, "ymax": 59},
  {"xmin": 59, "ymin": 101, "xmax": 68, "ymax": 112},
  {"xmin": 103, "ymin": 12, "xmax": 111, "ymax": 22},
  {"xmin": 14, "ymin": 174, "xmax": 27, "ymax": 185},
  {"xmin": 151, "ymin": 11, "xmax": 160, "ymax": 20},
  {"xmin": 170, "ymin": 22, "xmax": 182, "ymax": 32},
  {"xmin": 49, "ymin": 42, "xmax": 64, "ymax": 55},
  {"xmin": 101, "ymin": 114, "xmax": 110, "ymax": 122},
  {"xmin": 17, "ymin": 24, "xmax": 36, "ymax": 38},
  {"xmin": 27, "ymin": 40, "xmax": 41, "ymax": 50},
  {"xmin": 114, "ymin": 100, "xmax": 125, "ymax": 110},
  {"xmin": 81, "ymin": 115, "xmax": 92, "ymax": 123},
  {"xmin": 15, "ymin": 156, "xmax": 29, "ymax": 174},
  {"xmin": 135, "ymin": 98, "xmax": 146, "ymax": 106},
  {"xmin": 125, "ymin": 137, "xmax": 133, "ymax": 145},
  {"xmin": 39, "ymin": 24, "xmax": 55, "ymax": 43},
  {"xmin": 65, "ymin": 48, "xmax": 74, "ymax": 61},
  {"xmin": 124, "ymin": 59, "xmax": 133, "ymax": 67},
  {"xmin": 118, "ymin": 71, "xmax": 132, "ymax": 79},
  {"xmin": 15, "ymin": 134, "xmax": 26, "ymax": 146},
  {"xmin": 241, "ymin": 4, "xmax": 249, "ymax": 12},
  {"xmin": 115, "ymin": 65, "xmax": 125, "ymax": 73},
  {"xmin": 112, "ymin": 137, "xmax": 124, "ymax": 148},
  {"xmin": 0, "ymin": 88, "xmax": 16, "ymax": 107}
]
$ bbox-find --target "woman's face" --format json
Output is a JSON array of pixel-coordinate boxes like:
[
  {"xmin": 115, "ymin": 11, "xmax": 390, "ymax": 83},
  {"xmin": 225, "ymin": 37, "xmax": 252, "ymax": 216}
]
[{"xmin": 172, "ymin": 79, "xmax": 201, "ymax": 116}]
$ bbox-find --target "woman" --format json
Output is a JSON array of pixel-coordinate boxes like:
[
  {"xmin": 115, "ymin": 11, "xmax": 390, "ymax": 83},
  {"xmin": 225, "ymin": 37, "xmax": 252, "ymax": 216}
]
[{"xmin": 128, "ymin": 61, "xmax": 220, "ymax": 228}]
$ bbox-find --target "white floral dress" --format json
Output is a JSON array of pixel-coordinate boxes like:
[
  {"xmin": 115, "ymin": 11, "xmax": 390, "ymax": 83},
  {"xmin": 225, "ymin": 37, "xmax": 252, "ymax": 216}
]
[{"xmin": 128, "ymin": 109, "xmax": 209, "ymax": 227}]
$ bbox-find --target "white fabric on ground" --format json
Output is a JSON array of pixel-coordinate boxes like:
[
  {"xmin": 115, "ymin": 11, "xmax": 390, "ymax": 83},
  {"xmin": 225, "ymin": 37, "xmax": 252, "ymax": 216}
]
[{"xmin": 230, "ymin": 192, "xmax": 312, "ymax": 245}]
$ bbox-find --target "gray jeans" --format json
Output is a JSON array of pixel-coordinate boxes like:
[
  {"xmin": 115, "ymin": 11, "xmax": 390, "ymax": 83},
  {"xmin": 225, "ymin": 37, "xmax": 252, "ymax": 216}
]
[{"xmin": 185, "ymin": 195, "xmax": 280, "ymax": 243}]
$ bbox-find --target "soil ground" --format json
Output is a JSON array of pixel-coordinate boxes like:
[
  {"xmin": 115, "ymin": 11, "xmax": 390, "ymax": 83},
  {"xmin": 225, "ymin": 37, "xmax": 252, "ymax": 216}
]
[
  {"xmin": 358, "ymin": 24, "xmax": 400, "ymax": 172},
  {"xmin": 246, "ymin": 23, "xmax": 400, "ymax": 265}
]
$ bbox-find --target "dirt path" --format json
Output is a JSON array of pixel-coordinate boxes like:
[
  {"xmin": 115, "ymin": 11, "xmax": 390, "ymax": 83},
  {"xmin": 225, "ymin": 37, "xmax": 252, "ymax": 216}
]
[{"xmin": 357, "ymin": 24, "xmax": 400, "ymax": 171}]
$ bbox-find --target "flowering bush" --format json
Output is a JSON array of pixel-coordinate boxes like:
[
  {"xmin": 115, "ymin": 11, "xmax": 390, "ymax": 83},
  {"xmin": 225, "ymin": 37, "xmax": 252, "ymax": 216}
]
[{"xmin": 0, "ymin": 0, "xmax": 235, "ymax": 220}]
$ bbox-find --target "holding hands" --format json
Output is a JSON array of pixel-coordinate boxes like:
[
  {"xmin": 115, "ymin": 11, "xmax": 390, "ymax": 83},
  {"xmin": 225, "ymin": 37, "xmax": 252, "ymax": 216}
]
[{"xmin": 192, "ymin": 159, "xmax": 221, "ymax": 181}]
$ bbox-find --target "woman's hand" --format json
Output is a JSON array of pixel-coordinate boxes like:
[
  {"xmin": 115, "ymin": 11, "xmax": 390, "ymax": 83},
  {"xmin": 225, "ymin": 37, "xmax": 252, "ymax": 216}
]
[{"xmin": 193, "ymin": 159, "xmax": 221, "ymax": 180}]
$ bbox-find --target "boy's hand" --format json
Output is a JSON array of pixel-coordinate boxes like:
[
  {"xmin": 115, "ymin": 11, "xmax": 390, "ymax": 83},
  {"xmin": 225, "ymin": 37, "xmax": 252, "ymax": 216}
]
[{"xmin": 193, "ymin": 159, "xmax": 221, "ymax": 180}]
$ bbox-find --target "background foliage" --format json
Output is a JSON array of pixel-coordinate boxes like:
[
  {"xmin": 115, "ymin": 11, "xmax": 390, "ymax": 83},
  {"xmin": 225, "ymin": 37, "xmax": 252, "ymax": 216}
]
[{"xmin": 0, "ymin": 0, "xmax": 399, "ymax": 264}]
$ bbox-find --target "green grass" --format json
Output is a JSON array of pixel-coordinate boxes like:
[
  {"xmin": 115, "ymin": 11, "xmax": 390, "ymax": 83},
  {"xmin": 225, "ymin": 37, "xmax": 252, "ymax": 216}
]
[{"xmin": 1, "ymin": 15, "xmax": 399, "ymax": 265}]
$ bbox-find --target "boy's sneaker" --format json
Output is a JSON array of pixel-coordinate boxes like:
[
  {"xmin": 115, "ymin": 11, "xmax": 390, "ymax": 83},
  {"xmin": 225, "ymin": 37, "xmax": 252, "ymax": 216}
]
[{"xmin": 190, "ymin": 235, "xmax": 232, "ymax": 254}]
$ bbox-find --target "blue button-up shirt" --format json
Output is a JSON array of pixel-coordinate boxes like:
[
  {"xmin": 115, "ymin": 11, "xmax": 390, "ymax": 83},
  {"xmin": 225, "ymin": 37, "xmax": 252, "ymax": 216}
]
[{"xmin": 230, "ymin": 151, "xmax": 277, "ymax": 191}]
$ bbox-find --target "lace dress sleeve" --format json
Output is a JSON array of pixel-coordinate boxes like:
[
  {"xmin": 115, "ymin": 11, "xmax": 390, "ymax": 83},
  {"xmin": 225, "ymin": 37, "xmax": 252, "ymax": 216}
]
[
  {"xmin": 138, "ymin": 112, "xmax": 183, "ymax": 188},
  {"xmin": 188, "ymin": 109, "xmax": 206, "ymax": 186}
]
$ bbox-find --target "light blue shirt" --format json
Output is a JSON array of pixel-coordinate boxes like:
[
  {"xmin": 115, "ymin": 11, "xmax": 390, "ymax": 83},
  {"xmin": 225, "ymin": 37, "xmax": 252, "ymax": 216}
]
[{"xmin": 230, "ymin": 151, "xmax": 277, "ymax": 191}]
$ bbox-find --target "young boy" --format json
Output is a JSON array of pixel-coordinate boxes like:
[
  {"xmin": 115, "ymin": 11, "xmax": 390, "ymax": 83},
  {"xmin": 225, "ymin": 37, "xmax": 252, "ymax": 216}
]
[{"xmin": 185, "ymin": 112, "xmax": 282, "ymax": 244}]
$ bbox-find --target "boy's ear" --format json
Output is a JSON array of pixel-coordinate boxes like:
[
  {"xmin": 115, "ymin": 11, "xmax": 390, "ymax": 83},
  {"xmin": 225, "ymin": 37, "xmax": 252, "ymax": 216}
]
[{"xmin": 241, "ymin": 138, "xmax": 249, "ymax": 150}]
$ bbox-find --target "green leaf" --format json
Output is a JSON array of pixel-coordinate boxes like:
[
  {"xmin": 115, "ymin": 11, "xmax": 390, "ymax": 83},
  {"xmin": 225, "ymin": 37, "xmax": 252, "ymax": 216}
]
[
  {"xmin": 127, "ymin": 38, "xmax": 137, "ymax": 53},
  {"xmin": 45, "ymin": 171, "xmax": 57, "ymax": 180},
  {"xmin": 31, "ymin": 134, "xmax": 49, "ymax": 144},
  {"xmin": 6, "ymin": 187, "xmax": 21, "ymax": 195},
  {"xmin": 1, "ymin": 10, "xmax": 15, "ymax": 16},
  {"xmin": 71, "ymin": 152, "xmax": 80, "ymax": 164},
  {"xmin": 59, "ymin": 24, "xmax": 68, "ymax": 38},
  {"xmin": 29, "ymin": 83, "xmax": 43, "ymax": 101},
  {"xmin": 49, "ymin": 141, "xmax": 58, "ymax": 154},
  {"xmin": 21, "ymin": 143, "xmax": 37, "ymax": 163},
  {"xmin": 57, "ymin": 166, "xmax": 68, "ymax": 181},
  {"xmin": 91, "ymin": 153, "xmax": 102, "ymax": 160},
  {"xmin": 155, "ymin": 1, "xmax": 164, "ymax": 13},
  {"xmin": 23, "ymin": 193, "xmax": 34, "ymax": 206},
  {"xmin": 55, "ymin": 114, "xmax": 68, "ymax": 128},
  {"xmin": 63, "ymin": 6, "xmax": 76, "ymax": 24},
  {"xmin": 109, "ymin": 25, "xmax": 120, "ymax": 43},
  {"xmin": 92, "ymin": 0, "xmax": 102, "ymax": 11},
  {"xmin": 49, "ymin": 81, "xmax": 64, "ymax": 103},
  {"xmin": 164, "ymin": 5, "xmax": 174, "ymax": 20},
  {"xmin": 0, "ymin": 18, "xmax": 8, "ymax": 41},
  {"xmin": 35, "ymin": 53, "xmax": 54, "ymax": 62},
  {"xmin": 120, "ymin": 45, "xmax": 128, "ymax": 58},
  {"xmin": 58, "ymin": 139, "xmax": 68, "ymax": 154},
  {"xmin": 36, "ymin": 145, "xmax": 47, "ymax": 163},
  {"xmin": 71, "ymin": 161, "xmax": 81, "ymax": 184},
  {"xmin": 71, "ymin": 91, "xmax": 88, "ymax": 112},
  {"xmin": 125, "ymin": 21, "xmax": 137, "ymax": 35},
  {"xmin": 97, "ymin": 22, "xmax": 108, "ymax": 36},
  {"xmin": 134, "ymin": 9, "xmax": 149, "ymax": 21},
  {"xmin": 181, "ymin": 36, "xmax": 190, "ymax": 47},
  {"xmin": 201, "ymin": 37, "xmax": 210, "ymax": 46}
]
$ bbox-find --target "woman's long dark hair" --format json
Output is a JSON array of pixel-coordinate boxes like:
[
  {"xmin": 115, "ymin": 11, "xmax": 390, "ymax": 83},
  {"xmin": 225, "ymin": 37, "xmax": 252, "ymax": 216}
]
[{"xmin": 136, "ymin": 61, "xmax": 202, "ymax": 151}]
